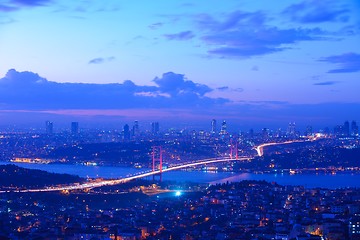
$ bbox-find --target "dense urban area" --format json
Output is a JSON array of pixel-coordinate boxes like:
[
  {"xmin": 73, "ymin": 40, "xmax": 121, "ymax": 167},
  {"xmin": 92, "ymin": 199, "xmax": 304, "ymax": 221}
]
[{"xmin": 0, "ymin": 119, "xmax": 360, "ymax": 239}]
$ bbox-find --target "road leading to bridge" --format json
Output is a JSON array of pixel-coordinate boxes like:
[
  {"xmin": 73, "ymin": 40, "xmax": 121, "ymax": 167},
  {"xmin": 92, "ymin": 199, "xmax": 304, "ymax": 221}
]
[
  {"xmin": 255, "ymin": 140, "xmax": 303, "ymax": 157},
  {"xmin": 254, "ymin": 134, "xmax": 323, "ymax": 157}
]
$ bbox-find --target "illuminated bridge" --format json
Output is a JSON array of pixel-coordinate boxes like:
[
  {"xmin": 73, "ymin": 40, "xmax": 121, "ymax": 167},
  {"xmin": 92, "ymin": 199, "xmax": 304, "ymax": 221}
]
[
  {"xmin": 1, "ymin": 157, "xmax": 250, "ymax": 193},
  {"xmin": 1, "ymin": 136, "xmax": 323, "ymax": 193}
]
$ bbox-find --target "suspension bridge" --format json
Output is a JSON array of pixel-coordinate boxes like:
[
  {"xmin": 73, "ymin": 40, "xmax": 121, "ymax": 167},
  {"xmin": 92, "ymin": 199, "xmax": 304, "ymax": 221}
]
[
  {"xmin": 1, "ymin": 137, "xmax": 320, "ymax": 193},
  {"xmin": 1, "ymin": 156, "xmax": 249, "ymax": 193}
]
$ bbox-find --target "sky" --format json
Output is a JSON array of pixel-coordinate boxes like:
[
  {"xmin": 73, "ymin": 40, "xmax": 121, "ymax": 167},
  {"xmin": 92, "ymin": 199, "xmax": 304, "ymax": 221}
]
[{"xmin": 0, "ymin": 0, "xmax": 359, "ymax": 131}]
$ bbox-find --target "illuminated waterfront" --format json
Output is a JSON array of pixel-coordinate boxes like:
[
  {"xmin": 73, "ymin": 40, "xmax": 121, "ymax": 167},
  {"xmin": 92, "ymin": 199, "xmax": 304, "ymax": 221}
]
[{"xmin": 1, "ymin": 161, "xmax": 360, "ymax": 189}]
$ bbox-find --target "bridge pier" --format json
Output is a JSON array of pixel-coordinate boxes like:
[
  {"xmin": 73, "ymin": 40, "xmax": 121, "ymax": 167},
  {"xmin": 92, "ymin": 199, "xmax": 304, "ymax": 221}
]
[
  {"xmin": 229, "ymin": 140, "xmax": 238, "ymax": 160},
  {"xmin": 152, "ymin": 146, "xmax": 163, "ymax": 181}
]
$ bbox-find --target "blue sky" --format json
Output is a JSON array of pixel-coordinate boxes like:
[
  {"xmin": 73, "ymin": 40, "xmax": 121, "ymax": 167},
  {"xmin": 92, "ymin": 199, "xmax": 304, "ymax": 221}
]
[{"xmin": 0, "ymin": 0, "xmax": 359, "ymax": 130}]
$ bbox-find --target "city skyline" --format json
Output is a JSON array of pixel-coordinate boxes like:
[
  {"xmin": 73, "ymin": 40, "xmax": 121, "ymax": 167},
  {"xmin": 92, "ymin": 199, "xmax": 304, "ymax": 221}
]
[
  {"xmin": 21, "ymin": 118, "xmax": 360, "ymax": 136},
  {"xmin": 0, "ymin": 0, "xmax": 359, "ymax": 127}
]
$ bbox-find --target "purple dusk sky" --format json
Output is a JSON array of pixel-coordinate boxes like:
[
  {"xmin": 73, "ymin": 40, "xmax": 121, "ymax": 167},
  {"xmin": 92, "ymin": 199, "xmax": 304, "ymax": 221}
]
[{"xmin": 0, "ymin": 0, "xmax": 359, "ymax": 130}]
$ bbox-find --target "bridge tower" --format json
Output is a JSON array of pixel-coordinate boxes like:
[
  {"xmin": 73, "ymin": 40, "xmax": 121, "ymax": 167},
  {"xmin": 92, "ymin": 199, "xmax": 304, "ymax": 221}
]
[
  {"xmin": 152, "ymin": 146, "xmax": 163, "ymax": 181},
  {"xmin": 229, "ymin": 140, "xmax": 238, "ymax": 160}
]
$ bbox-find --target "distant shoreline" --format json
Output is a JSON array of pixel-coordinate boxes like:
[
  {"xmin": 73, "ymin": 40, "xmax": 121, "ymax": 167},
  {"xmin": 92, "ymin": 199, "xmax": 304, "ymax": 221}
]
[{"xmin": 1, "ymin": 161, "xmax": 360, "ymax": 189}]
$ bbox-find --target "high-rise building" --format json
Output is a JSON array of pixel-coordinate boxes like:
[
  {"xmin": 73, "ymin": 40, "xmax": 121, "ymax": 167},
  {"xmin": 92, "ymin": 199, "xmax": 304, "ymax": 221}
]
[
  {"xmin": 211, "ymin": 119, "xmax": 217, "ymax": 134},
  {"xmin": 71, "ymin": 122, "xmax": 79, "ymax": 135},
  {"xmin": 305, "ymin": 125, "xmax": 313, "ymax": 136},
  {"xmin": 249, "ymin": 129, "xmax": 254, "ymax": 138},
  {"xmin": 123, "ymin": 124, "xmax": 130, "ymax": 141},
  {"xmin": 151, "ymin": 122, "xmax": 159, "ymax": 135},
  {"xmin": 351, "ymin": 121, "xmax": 358, "ymax": 136},
  {"xmin": 287, "ymin": 122, "xmax": 296, "ymax": 136},
  {"xmin": 262, "ymin": 128, "xmax": 269, "ymax": 139},
  {"xmin": 220, "ymin": 120, "xmax": 227, "ymax": 135},
  {"xmin": 334, "ymin": 125, "xmax": 343, "ymax": 136},
  {"xmin": 344, "ymin": 120, "xmax": 350, "ymax": 136},
  {"xmin": 45, "ymin": 121, "xmax": 53, "ymax": 134},
  {"xmin": 133, "ymin": 120, "xmax": 139, "ymax": 137},
  {"xmin": 323, "ymin": 127, "xmax": 330, "ymax": 135},
  {"xmin": 198, "ymin": 130, "xmax": 206, "ymax": 140}
]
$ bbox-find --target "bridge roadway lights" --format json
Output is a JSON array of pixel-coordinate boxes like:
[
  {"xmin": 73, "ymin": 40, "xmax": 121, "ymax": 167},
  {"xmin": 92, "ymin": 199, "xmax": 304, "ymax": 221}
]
[
  {"xmin": 7, "ymin": 157, "xmax": 253, "ymax": 193},
  {"xmin": 5, "ymin": 139, "xmax": 326, "ymax": 194}
]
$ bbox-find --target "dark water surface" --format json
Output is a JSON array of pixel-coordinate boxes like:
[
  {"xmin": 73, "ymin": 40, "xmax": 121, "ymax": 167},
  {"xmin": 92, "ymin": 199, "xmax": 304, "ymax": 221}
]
[{"xmin": 1, "ymin": 161, "xmax": 359, "ymax": 189}]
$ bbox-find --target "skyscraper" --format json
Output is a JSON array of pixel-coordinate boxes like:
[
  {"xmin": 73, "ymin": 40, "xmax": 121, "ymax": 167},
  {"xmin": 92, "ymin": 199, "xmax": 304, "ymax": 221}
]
[
  {"xmin": 123, "ymin": 124, "xmax": 130, "ymax": 141},
  {"xmin": 344, "ymin": 121, "xmax": 350, "ymax": 136},
  {"xmin": 287, "ymin": 122, "xmax": 296, "ymax": 136},
  {"xmin": 262, "ymin": 128, "xmax": 269, "ymax": 139},
  {"xmin": 351, "ymin": 121, "xmax": 358, "ymax": 136},
  {"xmin": 305, "ymin": 125, "xmax": 313, "ymax": 136},
  {"xmin": 71, "ymin": 122, "xmax": 79, "ymax": 135},
  {"xmin": 133, "ymin": 120, "xmax": 139, "ymax": 137},
  {"xmin": 220, "ymin": 120, "xmax": 227, "ymax": 135},
  {"xmin": 45, "ymin": 121, "xmax": 53, "ymax": 134},
  {"xmin": 211, "ymin": 119, "xmax": 217, "ymax": 134},
  {"xmin": 151, "ymin": 122, "xmax": 159, "ymax": 135},
  {"xmin": 249, "ymin": 129, "xmax": 254, "ymax": 138},
  {"xmin": 334, "ymin": 125, "xmax": 343, "ymax": 136}
]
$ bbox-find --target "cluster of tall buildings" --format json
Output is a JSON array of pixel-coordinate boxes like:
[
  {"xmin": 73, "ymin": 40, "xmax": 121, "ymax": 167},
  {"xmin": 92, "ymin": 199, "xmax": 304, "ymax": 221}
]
[
  {"xmin": 123, "ymin": 120, "xmax": 140, "ymax": 141},
  {"xmin": 285, "ymin": 121, "xmax": 359, "ymax": 137},
  {"xmin": 287, "ymin": 122, "xmax": 296, "ymax": 136},
  {"xmin": 122, "ymin": 121, "xmax": 160, "ymax": 141},
  {"xmin": 211, "ymin": 119, "xmax": 227, "ymax": 135},
  {"xmin": 151, "ymin": 122, "xmax": 160, "ymax": 134},
  {"xmin": 45, "ymin": 121, "xmax": 79, "ymax": 135},
  {"xmin": 45, "ymin": 121, "xmax": 53, "ymax": 134},
  {"xmin": 45, "ymin": 120, "xmax": 160, "ymax": 140},
  {"xmin": 44, "ymin": 119, "xmax": 358, "ymax": 139},
  {"xmin": 334, "ymin": 120, "xmax": 358, "ymax": 136}
]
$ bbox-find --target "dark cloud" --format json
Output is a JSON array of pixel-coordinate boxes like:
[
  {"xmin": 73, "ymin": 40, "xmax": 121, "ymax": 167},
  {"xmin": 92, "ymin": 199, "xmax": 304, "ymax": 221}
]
[
  {"xmin": 11, "ymin": 0, "xmax": 51, "ymax": 6},
  {"xmin": 216, "ymin": 86, "xmax": 243, "ymax": 92},
  {"xmin": 196, "ymin": 11, "xmax": 266, "ymax": 32},
  {"xmin": 249, "ymin": 100, "xmax": 288, "ymax": 105},
  {"xmin": 313, "ymin": 81, "xmax": 338, "ymax": 86},
  {"xmin": 338, "ymin": 25, "xmax": 358, "ymax": 36},
  {"xmin": 153, "ymin": 72, "xmax": 212, "ymax": 97},
  {"xmin": 217, "ymin": 86, "xmax": 229, "ymax": 91},
  {"xmin": 163, "ymin": 31, "xmax": 195, "ymax": 40},
  {"xmin": 319, "ymin": 52, "xmax": 360, "ymax": 73},
  {"xmin": 88, "ymin": 58, "xmax": 105, "ymax": 64},
  {"xmin": 195, "ymin": 11, "xmax": 328, "ymax": 58},
  {"xmin": 0, "ymin": 69, "xmax": 226, "ymax": 110},
  {"xmin": 1, "ymin": 70, "xmax": 360, "ymax": 128},
  {"xmin": 0, "ymin": 0, "xmax": 51, "ymax": 11},
  {"xmin": 0, "ymin": 4, "xmax": 17, "ymax": 11},
  {"xmin": 148, "ymin": 22, "xmax": 163, "ymax": 30},
  {"xmin": 207, "ymin": 46, "xmax": 280, "ymax": 58},
  {"xmin": 283, "ymin": 0, "xmax": 350, "ymax": 24},
  {"xmin": 0, "ymin": 0, "xmax": 119, "ymax": 13},
  {"xmin": 88, "ymin": 57, "xmax": 115, "ymax": 64},
  {"xmin": 203, "ymin": 27, "xmax": 324, "ymax": 58}
]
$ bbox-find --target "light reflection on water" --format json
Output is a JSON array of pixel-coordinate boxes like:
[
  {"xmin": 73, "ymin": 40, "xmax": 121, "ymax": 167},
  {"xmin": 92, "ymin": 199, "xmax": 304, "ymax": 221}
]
[{"xmin": 1, "ymin": 161, "xmax": 360, "ymax": 189}]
